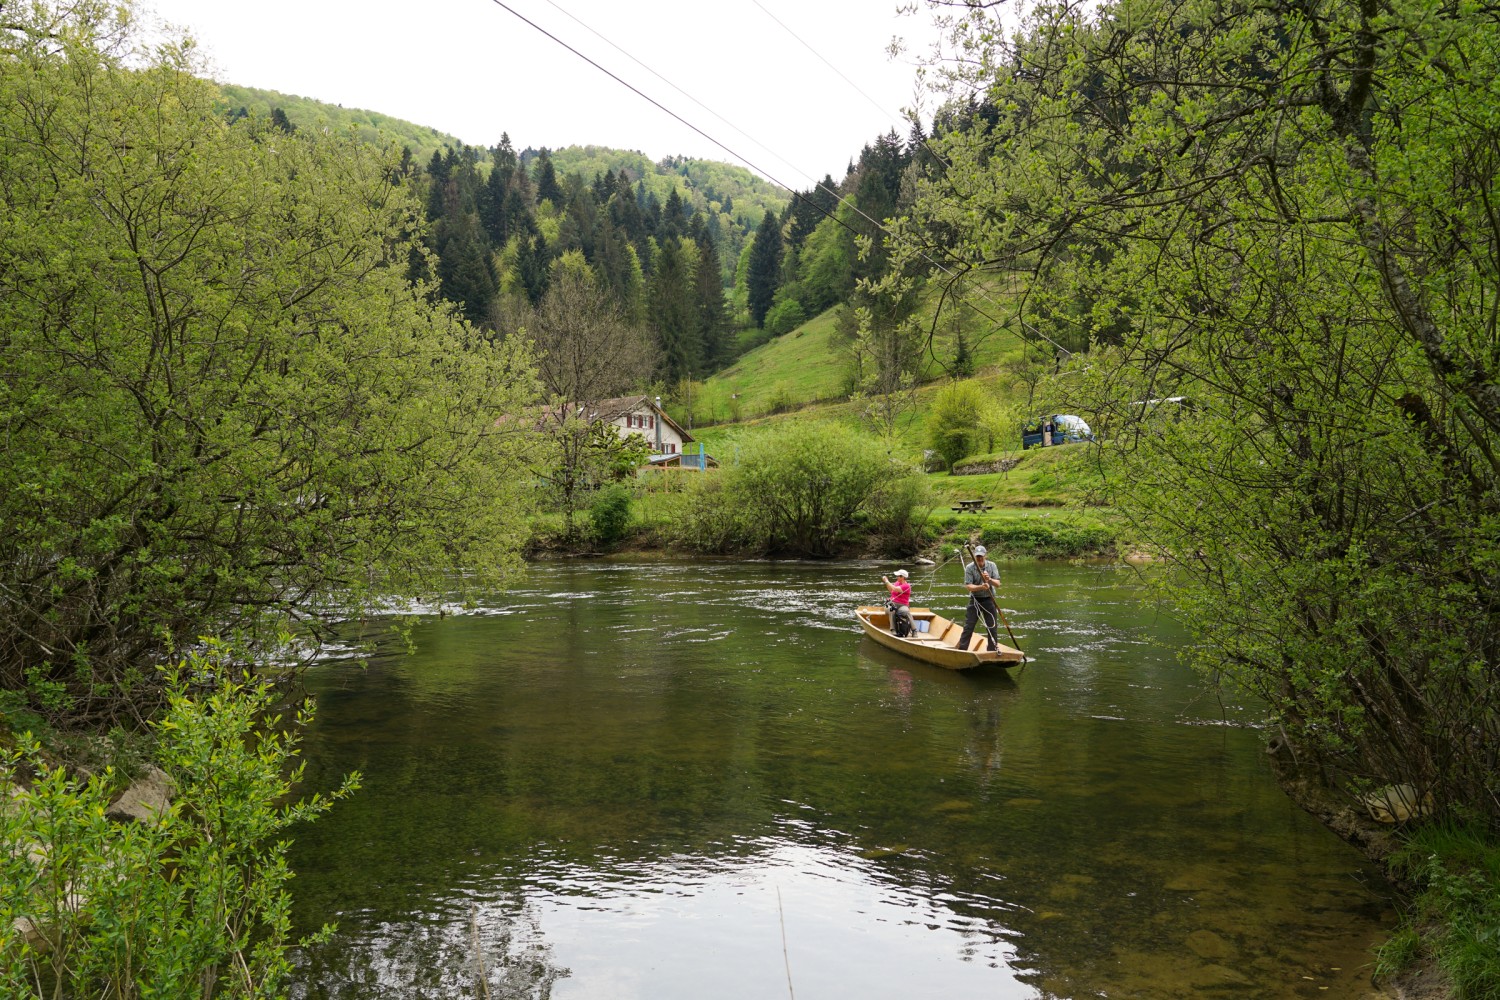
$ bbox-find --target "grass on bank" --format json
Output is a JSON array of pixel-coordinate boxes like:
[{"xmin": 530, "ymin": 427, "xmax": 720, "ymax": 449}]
[{"xmin": 1377, "ymin": 820, "xmax": 1500, "ymax": 1000}]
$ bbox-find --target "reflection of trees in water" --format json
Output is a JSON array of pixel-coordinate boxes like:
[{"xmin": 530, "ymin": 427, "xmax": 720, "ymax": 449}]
[{"xmin": 291, "ymin": 899, "xmax": 568, "ymax": 1000}]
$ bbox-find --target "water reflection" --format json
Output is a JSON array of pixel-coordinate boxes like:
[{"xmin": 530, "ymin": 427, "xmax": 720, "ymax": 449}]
[{"xmin": 289, "ymin": 561, "xmax": 1392, "ymax": 999}]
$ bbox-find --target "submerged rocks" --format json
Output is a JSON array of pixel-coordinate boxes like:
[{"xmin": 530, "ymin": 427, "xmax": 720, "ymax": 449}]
[{"xmin": 1185, "ymin": 929, "xmax": 1235, "ymax": 961}]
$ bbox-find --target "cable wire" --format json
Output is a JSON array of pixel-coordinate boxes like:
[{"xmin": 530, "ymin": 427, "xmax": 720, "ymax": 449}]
[{"xmin": 482, "ymin": 0, "xmax": 1076, "ymax": 361}]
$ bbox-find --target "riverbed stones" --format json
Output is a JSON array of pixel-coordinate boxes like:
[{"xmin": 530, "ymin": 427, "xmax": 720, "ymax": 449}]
[
  {"xmin": 1185, "ymin": 929, "xmax": 1235, "ymax": 960},
  {"xmin": 859, "ymin": 845, "xmax": 910, "ymax": 860},
  {"xmin": 1164, "ymin": 863, "xmax": 1223, "ymax": 892},
  {"xmin": 933, "ymin": 798, "xmax": 973, "ymax": 813}
]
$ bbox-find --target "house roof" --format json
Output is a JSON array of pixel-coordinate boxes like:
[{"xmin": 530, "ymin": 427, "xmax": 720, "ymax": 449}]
[{"xmin": 589, "ymin": 395, "xmax": 693, "ymax": 443}]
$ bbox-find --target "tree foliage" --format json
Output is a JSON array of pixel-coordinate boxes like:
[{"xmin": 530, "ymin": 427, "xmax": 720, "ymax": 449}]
[
  {"xmin": 927, "ymin": 382, "xmax": 996, "ymax": 471},
  {"xmin": 915, "ymin": 0, "xmax": 1500, "ymax": 827},
  {"xmin": 0, "ymin": 6, "xmax": 538, "ymax": 723},
  {"xmin": 718, "ymin": 421, "xmax": 922, "ymax": 557}
]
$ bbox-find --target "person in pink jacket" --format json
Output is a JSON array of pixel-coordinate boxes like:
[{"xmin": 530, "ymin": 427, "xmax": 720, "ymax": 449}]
[{"xmin": 882, "ymin": 569, "xmax": 911, "ymax": 607}]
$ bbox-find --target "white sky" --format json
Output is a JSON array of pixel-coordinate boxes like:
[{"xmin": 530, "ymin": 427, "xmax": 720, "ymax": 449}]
[{"xmin": 142, "ymin": 0, "xmax": 953, "ymax": 189}]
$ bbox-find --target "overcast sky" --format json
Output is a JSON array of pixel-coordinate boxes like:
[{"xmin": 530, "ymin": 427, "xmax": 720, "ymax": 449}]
[{"xmin": 142, "ymin": 0, "xmax": 956, "ymax": 189}]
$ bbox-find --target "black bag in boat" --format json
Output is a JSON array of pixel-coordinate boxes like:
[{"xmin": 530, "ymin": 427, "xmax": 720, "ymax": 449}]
[{"xmin": 887, "ymin": 601, "xmax": 913, "ymax": 638}]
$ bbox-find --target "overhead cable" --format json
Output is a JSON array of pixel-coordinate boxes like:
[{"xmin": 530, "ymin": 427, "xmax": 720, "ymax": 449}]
[{"xmin": 481, "ymin": 0, "xmax": 1075, "ymax": 360}]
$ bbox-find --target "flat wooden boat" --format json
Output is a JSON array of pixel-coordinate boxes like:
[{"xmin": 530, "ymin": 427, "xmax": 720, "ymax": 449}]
[{"xmin": 855, "ymin": 606, "xmax": 1024, "ymax": 670}]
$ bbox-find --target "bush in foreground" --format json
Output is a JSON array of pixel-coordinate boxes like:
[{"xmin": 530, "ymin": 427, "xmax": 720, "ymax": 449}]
[{"xmin": 1, "ymin": 649, "xmax": 358, "ymax": 998}]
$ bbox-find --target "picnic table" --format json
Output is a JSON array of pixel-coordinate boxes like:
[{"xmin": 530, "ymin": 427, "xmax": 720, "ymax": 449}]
[{"xmin": 952, "ymin": 499, "xmax": 992, "ymax": 512}]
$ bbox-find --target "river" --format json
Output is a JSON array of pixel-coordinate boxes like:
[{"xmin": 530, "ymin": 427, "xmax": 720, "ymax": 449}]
[{"xmin": 286, "ymin": 559, "xmax": 1393, "ymax": 999}]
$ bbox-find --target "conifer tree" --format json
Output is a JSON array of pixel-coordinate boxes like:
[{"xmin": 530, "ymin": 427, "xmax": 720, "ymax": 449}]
[
  {"xmin": 533, "ymin": 149, "xmax": 564, "ymax": 206},
  {"xmin": 746, "ymin": 210, "xmax": 783, "ymax": 328},
  {"xmin": 694, "ymin": 235, "xmax": 729, "ymax": 369},
  {"xmin": 518, "ymin": 233, "xmax": 550, "ymax": 305},
  {"xmin": 493, "ymin": 132, "xmax": 518, "ymax": 176},
  {"xmin": 662, "ymin": 187, "xmax": 687, "ymax": 241},
  {"xmin": 649, "ymin": 237, "xmax": 699, "ymax": 379},
  {"xmin": 479, "ymin": 155, "xmax": 511, "ymax": 244}
]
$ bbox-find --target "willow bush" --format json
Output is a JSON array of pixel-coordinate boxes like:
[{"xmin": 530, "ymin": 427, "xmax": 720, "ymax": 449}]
[
  {"xmin": 1, "ymin": 651, "xmax": 358, "ymax": 998},
  {"xmin": 697, "ymin": 421, "xmax": 925, "ymax": 557},
  {"xmin": 903, "ymin": 0, "xmax": 1500, "ymax": 832}
]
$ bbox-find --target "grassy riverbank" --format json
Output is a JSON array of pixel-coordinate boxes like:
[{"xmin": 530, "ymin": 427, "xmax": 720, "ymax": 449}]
[{"xmin": 1377, "ymin": 822, "xmax": 1500, "ymax": 999}]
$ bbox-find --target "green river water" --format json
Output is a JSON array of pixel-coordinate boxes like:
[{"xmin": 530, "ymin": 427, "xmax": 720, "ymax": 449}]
[{"xmin": 286, "ymin": 559, "xmax": 1394, "ymax": 1000}]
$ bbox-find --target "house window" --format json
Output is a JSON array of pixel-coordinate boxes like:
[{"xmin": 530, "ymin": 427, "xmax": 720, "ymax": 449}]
[{"xmin": 648, "ymin": 415, "xmax": 655, "ymax": 429}]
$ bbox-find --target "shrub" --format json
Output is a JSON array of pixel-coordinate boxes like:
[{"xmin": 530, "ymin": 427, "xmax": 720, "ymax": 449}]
[
  {"xmin": 980, "ymin": 519, "xmax": 1116, "ymax": 560},
  {"xmin": 718, "ymin": 422, "xmax": 924, "ymax": 557},
  {"xmin": 589, "ymin": 484, "xmax": 634, "ymax": 547},
  {"xmin": 0, "ymin": 648, "xmax": 358, "ymax": 998},
  {"xmin": 659, "ymin": 474, "xmax": 750, "ymax": 553},
  {"xmin": 864, "ymin": 473, "xmax": 935, "ymax": 555},
  {"xmin": 764, "ymin": 298, "xmax": 807, "ymax": 337},
  {"xmin": 927, "ymin": 382, "xmax": 992, "ymax": 470}
]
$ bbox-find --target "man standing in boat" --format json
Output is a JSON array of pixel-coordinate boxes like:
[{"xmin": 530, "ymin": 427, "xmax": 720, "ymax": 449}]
[{"xmin": 959, "ymin": 545, "xmax": 1001, "ymax": 652}]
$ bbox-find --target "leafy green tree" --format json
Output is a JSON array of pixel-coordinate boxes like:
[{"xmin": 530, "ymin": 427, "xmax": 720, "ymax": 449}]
[
  {"xmin": 916, "ymin": 0, "xmax": 1500, "ymax": 828},
  {"xmin": 0, "ymin": 9, "xmax": 538, "ymax": 721},
  {"xmin": 764, "ymin": 296, "xmax": 806, "ymax": 337},
  {"xmin": 797, "ymin": 198, "xmax": 858, "ymax": 314},
  {"xmin": 927, "ymin": 381, "xmax": 994, "ymax": 471}
]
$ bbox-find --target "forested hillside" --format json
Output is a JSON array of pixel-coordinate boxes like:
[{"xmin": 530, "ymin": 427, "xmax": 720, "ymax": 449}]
[
  {"xmin": 217, "ymin": 83, "xmax": 464, "ymax": 162},
  {"xmin": 546, "ymin": 146, "xmax": 789, "ymax": 233}
]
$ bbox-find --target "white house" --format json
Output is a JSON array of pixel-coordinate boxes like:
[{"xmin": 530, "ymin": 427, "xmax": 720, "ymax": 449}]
[{"xmin": 587, "ymin": 395, "xmax": 696, "ymax": 460}]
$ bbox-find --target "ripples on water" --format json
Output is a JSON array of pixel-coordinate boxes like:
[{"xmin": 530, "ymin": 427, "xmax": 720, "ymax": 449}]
[{"xmin": 287, "ymin": 561, "xmax": 1393, "ymax": 1000}]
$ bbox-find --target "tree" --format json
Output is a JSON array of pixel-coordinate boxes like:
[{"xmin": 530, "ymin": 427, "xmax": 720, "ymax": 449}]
[
  {"xmin": 926, "ymin": 381, "xmax": 995, "ymax": 471},
  {"xmin": 532, "ymin": 148, "xmax": 564, "ymax": 206},
  {"xmin": 797, "ymin": 198, "xmax": 858, "ymax": 314},
  {"xmin": 523, "ymin": 265, "xmax": 657, "ymax": 537},
  {"xmin": 525, "ymin": 261, "xmax": 657, "ymax": 405},
  {"xmin": 916, "ymin": 0, "xmax": 1500, "ymax": 831},
  {"xmin": 0, "ymin": 11, "xmax": 539, "ymax": 722},
  {"xmin": 746, "ymin": 210, "xmax": 783, "ymax": 328},
  {"xmin": 693, "ymin": 235, "xmax": 730, "ymax": 369},
  {"xmin": 648, "ymin": 237, "xmax": 700, "ymax": 380}
]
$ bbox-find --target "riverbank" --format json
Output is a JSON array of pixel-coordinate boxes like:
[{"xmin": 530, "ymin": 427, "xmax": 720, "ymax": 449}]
[{"xmin": 528, "ymin": 488, "xmax": 1126, "ymax": 563}]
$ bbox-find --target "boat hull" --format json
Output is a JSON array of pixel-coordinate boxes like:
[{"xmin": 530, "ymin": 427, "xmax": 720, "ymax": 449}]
[{"xmin": 855, "ymin": 606, "xmax": 1024, "ymax": 670}]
